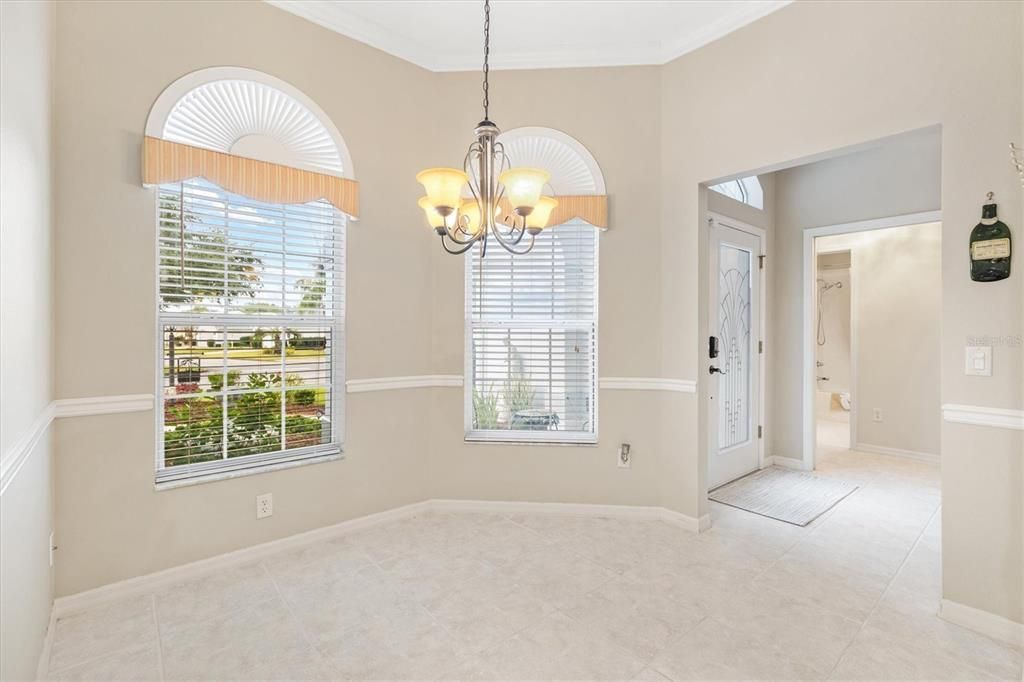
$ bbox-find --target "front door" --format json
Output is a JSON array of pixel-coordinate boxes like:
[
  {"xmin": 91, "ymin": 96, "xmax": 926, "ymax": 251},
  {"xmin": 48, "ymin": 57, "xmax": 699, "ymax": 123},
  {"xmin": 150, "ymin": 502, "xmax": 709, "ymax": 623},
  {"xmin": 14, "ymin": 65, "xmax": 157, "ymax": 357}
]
[{"xmin": 708, "ymin": 216, "xmax": 762, "ymax": 489}]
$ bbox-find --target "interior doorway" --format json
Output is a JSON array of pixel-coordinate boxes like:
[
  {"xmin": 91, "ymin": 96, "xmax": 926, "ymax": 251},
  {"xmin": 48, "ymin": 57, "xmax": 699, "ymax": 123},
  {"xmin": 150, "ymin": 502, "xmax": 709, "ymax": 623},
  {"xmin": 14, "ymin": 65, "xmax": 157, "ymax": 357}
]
[
  {"xmin": 814, "ymin": 247, "xmax": 853, "ymax": 450},
  {"xmin": 707, "ymin": 213, "xmax": 765, "ymax": 489},
  {"xmin": 801, "ymin": 212, "xmax": 943, "ymax": 470}
]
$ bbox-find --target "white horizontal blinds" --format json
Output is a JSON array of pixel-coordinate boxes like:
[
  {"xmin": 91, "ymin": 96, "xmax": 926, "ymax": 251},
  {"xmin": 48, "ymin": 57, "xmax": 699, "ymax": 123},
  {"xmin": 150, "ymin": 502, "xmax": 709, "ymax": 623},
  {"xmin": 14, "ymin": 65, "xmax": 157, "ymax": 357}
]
[
  {"xmin": 468, "ymin": 221, "xmax": 598, "ymax": 439},
  {"xmin": 157, "ymin": 178, "xmax": 343, "ymax": 482}
]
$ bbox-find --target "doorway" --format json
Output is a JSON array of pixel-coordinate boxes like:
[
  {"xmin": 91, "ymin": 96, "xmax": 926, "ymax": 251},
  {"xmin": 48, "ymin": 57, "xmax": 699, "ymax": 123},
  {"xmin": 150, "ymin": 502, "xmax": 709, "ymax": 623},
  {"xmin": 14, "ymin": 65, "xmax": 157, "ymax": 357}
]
[
  {"xmin": 814, "ymin": 247, "xmax": 853, "ymax": 451},
  {"xmin": 801, "ymin": 212, "xmax": 943, "ymax": 470},
  {"xmin": 707, "ymin": 214, "xmax": 764, "ymax": 489}
]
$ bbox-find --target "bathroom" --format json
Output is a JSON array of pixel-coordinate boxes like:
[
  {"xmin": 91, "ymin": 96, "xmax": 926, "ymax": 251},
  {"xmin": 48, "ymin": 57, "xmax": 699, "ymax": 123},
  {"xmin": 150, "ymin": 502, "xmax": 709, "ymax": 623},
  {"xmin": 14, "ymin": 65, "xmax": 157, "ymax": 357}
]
[
  {"xmin": 813, "ymin": 223, "xmax": 942, "ymax": 460},
  {"xmin": 815, "ymin": 249, "xmax": 852, "ymax": 448}
]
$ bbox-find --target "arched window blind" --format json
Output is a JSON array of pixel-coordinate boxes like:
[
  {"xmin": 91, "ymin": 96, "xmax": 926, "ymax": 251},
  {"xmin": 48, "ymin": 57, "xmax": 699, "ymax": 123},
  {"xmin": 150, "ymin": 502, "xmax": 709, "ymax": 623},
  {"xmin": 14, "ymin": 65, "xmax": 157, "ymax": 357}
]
[{"xmin": 465, "ymin": 220, "xmax": 598, "ymax": 443}]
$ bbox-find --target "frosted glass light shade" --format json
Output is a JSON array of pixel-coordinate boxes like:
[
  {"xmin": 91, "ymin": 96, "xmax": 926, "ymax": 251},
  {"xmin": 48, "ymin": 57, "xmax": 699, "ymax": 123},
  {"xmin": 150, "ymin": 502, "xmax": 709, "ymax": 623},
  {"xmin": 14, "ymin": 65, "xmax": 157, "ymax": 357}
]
[
  {"xmin": 416, "ymin": 168, "xmax": 467, "ymax": 211},
  {"xmin": 499, "ymin": 167, "xmax": 549, "ymax": 211},
  {"xmin": 459, "ymin": 199, "xmax": 482, "ymax": 234},
  {"xmin": 526, "ymin": 196, "xmax": 558, "ymax": 229},
  {"xmin": 418, "ymin": 197, "xmax": 448, "ymax": 229}
]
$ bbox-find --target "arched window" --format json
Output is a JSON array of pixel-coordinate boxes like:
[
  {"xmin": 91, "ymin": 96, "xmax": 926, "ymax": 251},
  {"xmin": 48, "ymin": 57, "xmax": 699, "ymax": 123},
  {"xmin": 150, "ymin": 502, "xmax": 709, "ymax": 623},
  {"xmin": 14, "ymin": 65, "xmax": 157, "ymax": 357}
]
[
  {"xmin": 710, "ymin": 175, "xmax": 763, "ymax": 210},
  {"xmin": 144, "ymin": 68, "xmax": 357, "ymax": 485},
  {"xmin": 466, "ymin": 128, "xmax": 606, "ymax": 443}
]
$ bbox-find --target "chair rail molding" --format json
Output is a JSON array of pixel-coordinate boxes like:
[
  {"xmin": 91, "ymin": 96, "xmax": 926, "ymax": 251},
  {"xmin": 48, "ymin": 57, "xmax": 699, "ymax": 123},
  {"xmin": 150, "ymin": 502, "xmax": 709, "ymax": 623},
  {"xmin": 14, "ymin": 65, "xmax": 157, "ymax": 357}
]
[
  {"xmin": 0, "ymin": 403, "xmax": 56, "ymax": 496},
  {"xmin": 54, "ymin": 394, "xmax": 155, "ymax": 418},
  {"xmin": 347, "ymin": 375, "xmax": 698, "ymax": 393},
  {"xmin": 1, "ymin": 395, "xmax": 155, "ymax": 496},
  {"xmin": 346, "ymin": 375, "xmax": 464, "ymax": 393},
  {"xmin": 941, "ymin": 404, "xmax": 1024, "ymax": 431},
  {"xmin": 599, "ymin": 377, "xmax": 697, "ymax": 393}
]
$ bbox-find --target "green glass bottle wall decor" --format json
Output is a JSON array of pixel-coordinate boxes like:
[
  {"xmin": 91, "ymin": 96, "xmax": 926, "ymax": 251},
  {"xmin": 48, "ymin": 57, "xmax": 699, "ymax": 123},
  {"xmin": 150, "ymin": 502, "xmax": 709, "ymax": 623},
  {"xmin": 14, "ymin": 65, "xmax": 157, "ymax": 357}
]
[{"xmin": 969, "ymin": 195, "xmax": 1012, "ymax": 282}]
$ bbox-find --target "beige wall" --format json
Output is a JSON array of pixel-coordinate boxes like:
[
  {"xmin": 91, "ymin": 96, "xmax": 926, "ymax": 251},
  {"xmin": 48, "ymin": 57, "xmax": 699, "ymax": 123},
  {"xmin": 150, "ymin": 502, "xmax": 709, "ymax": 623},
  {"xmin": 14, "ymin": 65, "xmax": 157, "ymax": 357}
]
[
  {"xmin": 818, "ymin": 224, "xmax": 943, "ymax": 457},
  {"xmin": 770, "ymin": 129, "xmax": 942, "ymax": 461},
  {"xmin": 852, "ymin": 225, "xmax": 942, "ymax": 457},
  {"xmin": 51, "ymin": 0, "xmax": 440, "ymax": 595},
  {"xmin": 427, "ymin": 65, "xmax": 666, "ymax": 507},
  {"xmin": 0, "ymin": 1, "xmax": 56, "ymax": 678},
  {"xmin": 660, "ymin": 0, "xmax": 1021, "ymax": 622},
  {"xmin": 43, "ymin": 0, "xmax": 1023, "ymax": 630}
]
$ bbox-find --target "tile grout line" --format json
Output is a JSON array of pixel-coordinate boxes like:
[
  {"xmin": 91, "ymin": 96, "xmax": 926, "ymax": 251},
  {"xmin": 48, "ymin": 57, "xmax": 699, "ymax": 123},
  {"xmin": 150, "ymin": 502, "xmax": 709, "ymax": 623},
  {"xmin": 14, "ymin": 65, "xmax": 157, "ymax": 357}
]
[
  {"xmin": 821, "ymin": 502, "xmax": 942, "ymax": 680},
  {"xmin": 262, "ymin": 557, "xmax": 359, "ymax": 670},
  {"xmin": 45, "ymin": 598, "xmax": 165, "ymax": 678},
  {"xmin": 151, "ymin": 593, "xmax": 165, "ymax": 682}
]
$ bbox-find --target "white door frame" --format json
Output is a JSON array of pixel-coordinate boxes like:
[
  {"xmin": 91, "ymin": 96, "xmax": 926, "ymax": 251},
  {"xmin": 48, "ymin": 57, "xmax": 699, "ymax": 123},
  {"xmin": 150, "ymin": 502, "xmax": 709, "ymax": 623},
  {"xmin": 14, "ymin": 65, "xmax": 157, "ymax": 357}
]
[
  {"xmin": 708, "ymin": 212, "xmax": 767, "ymax": 480},
  {"xmin": 801, "ymin": 210, "xmax": 942, "ymax": 470}
]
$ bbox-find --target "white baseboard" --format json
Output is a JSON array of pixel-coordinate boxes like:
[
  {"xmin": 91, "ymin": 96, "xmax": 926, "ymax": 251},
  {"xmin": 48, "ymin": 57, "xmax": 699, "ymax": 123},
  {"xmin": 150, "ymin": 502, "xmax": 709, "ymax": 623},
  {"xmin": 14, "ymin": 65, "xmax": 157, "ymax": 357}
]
[
  {"xmin": 35, "ymin": 604, "xmax": 57, "ymax": 680},
  {"xmin": 660, "ymin": 507, "xmax": 712, "ymax": 532},
  {"xmin": 53, "ymin": 500, "xmax": 433, "ymax": 616},
  {"xmin": 51, "ymin": 497, "xmax": 706, "ymax": 619},
  {"xmin": 765, "ymin": 455, "xmax": 811, "ymax": 471},
  {"xmin": 853, "ymin": 442, "xmax": 939, "ymax": 464},
  {"xmin": 432, "ymin": 498, "xmax": 708, "ymax": 532},
  {"xmin": 940, "ymin": 599, "xmax": 1024, "ymax": 648}
]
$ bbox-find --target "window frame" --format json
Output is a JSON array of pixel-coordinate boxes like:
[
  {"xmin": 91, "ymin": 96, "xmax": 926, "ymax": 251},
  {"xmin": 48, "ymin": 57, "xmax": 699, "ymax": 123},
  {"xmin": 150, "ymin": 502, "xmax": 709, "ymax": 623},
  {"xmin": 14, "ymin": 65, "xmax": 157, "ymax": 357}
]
[
  {"xmin": 709, "ymin": 176, "xmax": 764, "ymax": 210},
  {"xmin": 152, "ymin": 179, "xmax": 346, "ymax": 487},
  {"xmin": 463, "ymin": 222, "xmax": 600, "ymax": 445}
]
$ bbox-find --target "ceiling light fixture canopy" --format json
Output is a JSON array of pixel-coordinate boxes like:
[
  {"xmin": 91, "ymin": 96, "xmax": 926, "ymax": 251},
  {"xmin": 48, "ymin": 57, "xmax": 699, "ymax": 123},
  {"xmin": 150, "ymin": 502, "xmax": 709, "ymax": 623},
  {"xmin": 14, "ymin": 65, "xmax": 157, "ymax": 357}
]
[{"xmin": 416, "ymin": 0, "xmax": 555, "ymax": 256}]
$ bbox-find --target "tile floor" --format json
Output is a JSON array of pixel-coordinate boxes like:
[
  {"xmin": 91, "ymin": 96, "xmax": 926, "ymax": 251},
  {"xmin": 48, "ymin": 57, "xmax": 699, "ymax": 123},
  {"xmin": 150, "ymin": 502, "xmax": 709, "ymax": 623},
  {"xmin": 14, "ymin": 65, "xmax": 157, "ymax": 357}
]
[{"xmin": 46, "ymin": 445, "xmax": 1021, "ymax": 681}]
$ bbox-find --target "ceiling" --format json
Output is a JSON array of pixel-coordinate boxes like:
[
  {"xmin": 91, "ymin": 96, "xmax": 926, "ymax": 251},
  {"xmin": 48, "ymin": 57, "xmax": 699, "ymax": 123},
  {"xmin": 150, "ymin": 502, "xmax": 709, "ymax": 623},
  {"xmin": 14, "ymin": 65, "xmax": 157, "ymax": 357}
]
[{"xmin": 265, "ymin": 1, "xmax": 792, "ymax": 72}]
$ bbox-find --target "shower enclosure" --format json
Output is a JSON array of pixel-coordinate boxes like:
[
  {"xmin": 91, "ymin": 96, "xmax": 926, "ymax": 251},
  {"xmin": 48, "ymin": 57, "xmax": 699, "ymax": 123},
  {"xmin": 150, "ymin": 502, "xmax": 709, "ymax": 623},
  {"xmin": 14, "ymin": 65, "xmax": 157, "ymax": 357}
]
[{"xmin": 814, "ymin": 252, "xmax": 852, "ymax": 427}]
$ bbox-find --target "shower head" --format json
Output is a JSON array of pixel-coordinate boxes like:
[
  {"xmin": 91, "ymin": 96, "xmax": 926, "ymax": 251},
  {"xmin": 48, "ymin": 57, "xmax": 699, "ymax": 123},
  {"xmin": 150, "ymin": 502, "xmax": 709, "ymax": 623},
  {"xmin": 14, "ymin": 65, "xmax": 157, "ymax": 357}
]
[{"xmin": 817, "ymin": 279, "xmax": 843, "ymax": 291}]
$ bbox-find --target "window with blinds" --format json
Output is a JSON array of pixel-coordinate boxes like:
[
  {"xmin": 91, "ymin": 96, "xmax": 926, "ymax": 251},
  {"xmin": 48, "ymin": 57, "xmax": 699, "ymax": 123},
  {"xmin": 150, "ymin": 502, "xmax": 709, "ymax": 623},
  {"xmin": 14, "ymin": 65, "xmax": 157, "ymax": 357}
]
[
  {"xmin": 156, "ymin": 178, "xmax": 344, "ymax": 483},
  {"xmin": 465, "ymin": 220, "xmax": 598, "ymax": 443}
]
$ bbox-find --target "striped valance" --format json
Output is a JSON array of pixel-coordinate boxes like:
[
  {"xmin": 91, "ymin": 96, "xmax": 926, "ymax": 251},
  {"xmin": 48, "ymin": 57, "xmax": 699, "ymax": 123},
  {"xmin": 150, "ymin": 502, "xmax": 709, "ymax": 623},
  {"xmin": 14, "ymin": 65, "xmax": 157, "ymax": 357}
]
[
  {"xmin": 142, "ymin": 136, "xmax": 359, "ymax": 217},
  {"xmin": 497, "ymin": 194, "xmax": 608, "ymax": 229}
]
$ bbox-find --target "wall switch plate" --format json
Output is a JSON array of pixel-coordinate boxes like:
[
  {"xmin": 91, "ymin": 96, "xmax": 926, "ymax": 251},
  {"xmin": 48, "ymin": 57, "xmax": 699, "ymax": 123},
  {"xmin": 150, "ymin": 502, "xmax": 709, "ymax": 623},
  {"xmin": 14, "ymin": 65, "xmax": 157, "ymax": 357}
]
[
  {"xmin": 872, "ymin": 408, "xmax": 882, "ymax": 422},
  {"xmin": 256, "ymin": 493, "xmax": 273, "ymax": 519},
  {"xmin": 965, "ymin": 346, "xmax": 992, "ymax": 376},
  {"xmin": 618, "ymin": 443, "xmax": 631, "ymax": 468}
]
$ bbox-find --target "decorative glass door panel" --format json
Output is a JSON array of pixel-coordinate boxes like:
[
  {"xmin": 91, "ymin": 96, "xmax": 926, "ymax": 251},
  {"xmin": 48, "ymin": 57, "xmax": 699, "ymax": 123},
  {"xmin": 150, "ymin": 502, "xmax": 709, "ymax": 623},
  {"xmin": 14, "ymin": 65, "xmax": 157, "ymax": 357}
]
[{"xmin": 718, "ymin": 244, "xmax": 752, "ymax": 449}]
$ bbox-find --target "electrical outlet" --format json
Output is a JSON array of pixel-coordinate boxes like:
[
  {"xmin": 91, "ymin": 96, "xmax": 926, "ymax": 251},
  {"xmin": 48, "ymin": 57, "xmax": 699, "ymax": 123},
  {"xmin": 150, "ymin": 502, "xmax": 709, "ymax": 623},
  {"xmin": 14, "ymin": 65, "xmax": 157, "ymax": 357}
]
[
  {"xmin": 617, "ymin": 443, "xmax": 631, "ymax": 468},
  {"xmin": 256, "ymin": 493, "xmax": 273, "ymax": 519},
  {"xmin": 872, "ymin": 408, "xmax": 882, "ymax": 422}
]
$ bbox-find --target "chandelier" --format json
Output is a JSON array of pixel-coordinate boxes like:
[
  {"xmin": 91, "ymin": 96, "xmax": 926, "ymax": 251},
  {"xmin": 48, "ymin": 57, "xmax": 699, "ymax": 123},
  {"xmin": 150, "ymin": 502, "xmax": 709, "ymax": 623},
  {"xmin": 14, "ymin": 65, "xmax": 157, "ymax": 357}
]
[{"xmin": 416, "ymin": 0, "xmax": 556, "ymax": 256}]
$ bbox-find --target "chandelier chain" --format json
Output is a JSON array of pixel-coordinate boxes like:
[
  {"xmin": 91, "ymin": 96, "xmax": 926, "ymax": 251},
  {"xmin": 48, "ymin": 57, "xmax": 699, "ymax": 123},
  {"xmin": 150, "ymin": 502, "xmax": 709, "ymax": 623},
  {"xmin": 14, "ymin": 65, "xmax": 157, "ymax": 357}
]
[{"xmin": 482, "ymin": 0, "xmax": 490, "ymax": 120}]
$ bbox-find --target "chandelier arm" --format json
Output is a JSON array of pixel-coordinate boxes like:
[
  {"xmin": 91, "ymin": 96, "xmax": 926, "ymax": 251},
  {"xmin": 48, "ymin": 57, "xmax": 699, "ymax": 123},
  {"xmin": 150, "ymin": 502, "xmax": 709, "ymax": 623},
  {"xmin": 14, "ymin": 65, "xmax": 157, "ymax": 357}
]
[
  {"xmin": 440, "ymin": 232, "xmax": 479, "ymax": 255},
  {"xmin": 445, "ymin": 225, "xmax": 480, "ymax": 245},
  {"xmin": 489, "ymin": 215, "xmax": 527, "ymax": 248},
  {"xmin": 494, "ymin": 229, "xmax": 535, "ymax": 256}
]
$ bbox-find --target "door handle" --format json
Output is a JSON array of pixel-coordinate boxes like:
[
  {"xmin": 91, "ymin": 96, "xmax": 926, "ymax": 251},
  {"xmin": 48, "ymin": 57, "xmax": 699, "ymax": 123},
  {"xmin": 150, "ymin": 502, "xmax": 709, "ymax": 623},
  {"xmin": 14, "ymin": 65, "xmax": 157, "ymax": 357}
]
[{"xmin": 709, "ymin": 365, "xmax": 728, "ymax": 375}]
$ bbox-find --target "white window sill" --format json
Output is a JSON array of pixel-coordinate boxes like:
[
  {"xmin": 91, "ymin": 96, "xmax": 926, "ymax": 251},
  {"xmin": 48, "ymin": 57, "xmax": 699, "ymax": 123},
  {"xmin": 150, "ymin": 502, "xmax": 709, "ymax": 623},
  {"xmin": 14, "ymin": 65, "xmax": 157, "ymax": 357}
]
[
  {"xmin": 464, "ymin": 434, "xmax": 598, "ymax": 447},
  {"xmin": 154, "ymin": 452, "xmax": 342, "ymax": 491}
]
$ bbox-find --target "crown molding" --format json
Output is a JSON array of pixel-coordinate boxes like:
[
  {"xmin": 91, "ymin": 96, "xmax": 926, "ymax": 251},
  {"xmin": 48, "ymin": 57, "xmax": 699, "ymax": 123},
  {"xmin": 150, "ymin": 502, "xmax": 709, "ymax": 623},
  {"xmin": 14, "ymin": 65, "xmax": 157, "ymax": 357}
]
[
  {"xmin": 659, "ymin": 1, "xmax": 790, "ymax": 65},
  {"xmin": 265, "ymin": 1, "xmax": 792, "ymax": 73}
]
